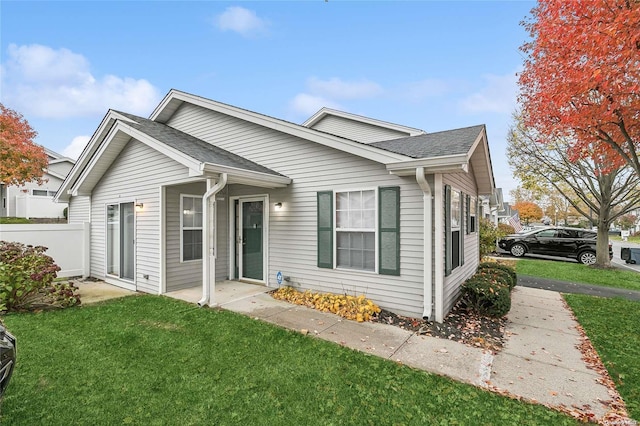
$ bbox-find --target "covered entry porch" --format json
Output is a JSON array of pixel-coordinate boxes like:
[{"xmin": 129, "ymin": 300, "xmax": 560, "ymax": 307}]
[
  {"xmin": 166, "ymin": 280, "xmax": 272, "ymax": 306},
  {"xmin": 161, "ymin": 168, "xmax": 291, "ymax": 307}
]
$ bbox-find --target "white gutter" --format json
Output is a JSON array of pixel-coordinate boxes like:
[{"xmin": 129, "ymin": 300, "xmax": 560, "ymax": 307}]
[
  {"xmin": 416, "ymin": 167, "xmax": 433, "ymax": 320},
  {"xmin": 198, "ymin": 173, "xmax": 228, "ymax": 307}
]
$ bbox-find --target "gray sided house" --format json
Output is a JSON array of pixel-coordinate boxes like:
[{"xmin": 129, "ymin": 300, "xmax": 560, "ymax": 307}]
[{"xmin": 56, "ymin": 90, "xmax": 496, "ymax": 322}]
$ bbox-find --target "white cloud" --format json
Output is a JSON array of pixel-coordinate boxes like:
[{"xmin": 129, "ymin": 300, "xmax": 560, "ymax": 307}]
[
  {"xmin": 307, "ymin": 77, "xmax": 383, "ymax": 100},
  {"xmin": 459, "ymin": 72, "xmax": 519, "ymax": 114},
  {"xmin": 288, "ymin": 94, "xmax": 343, "ymax": 117},
  {"xmin": 214, "ymin": 6, "xmax": 268, "ymax": 37},
  {"xmin": 62, "ymin": 135, "xmax": 91, "ymax": 159},
  {"xmin": 2, "ymin": 44, "xmax": 161, "ymax": 118},
  {"xmin": 399, "ymin": 78, "xmax": 450, "ymax": 102},
  {"xmin": 288, "ymin": 77, "xmax": 383, "ymax": 117}
]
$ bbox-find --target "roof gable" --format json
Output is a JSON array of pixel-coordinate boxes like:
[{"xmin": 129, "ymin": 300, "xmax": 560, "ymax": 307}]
[
  {"xmin": 150, "ymin": 90, "xmax": 410, "ymax": 165},
  {"xmin": 302, "ymin": 108, "xmax": 425, "ymax": 143}
]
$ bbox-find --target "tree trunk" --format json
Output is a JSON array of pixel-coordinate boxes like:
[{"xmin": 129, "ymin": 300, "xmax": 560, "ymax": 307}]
[{"xmin": 596, "ymin": 215, "xmax": 611, "ymax": 267}]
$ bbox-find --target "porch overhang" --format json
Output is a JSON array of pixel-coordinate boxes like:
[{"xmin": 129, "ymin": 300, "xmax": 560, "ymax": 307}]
[
  {"xmin": 386, "ymin": 154, "xmax": 469, "ymax": 176},
  {"xmin": 198, "ymin": 163, "xmax": 291, "ymax": 188}
]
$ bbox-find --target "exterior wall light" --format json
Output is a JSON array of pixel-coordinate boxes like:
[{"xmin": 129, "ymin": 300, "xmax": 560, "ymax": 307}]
[
  {"xmin": 274, "ymin": 202, "xmax": 283, "ymax": 210},
  {"xmin": 135, "ymin": 202, "xmax": 144, "ymax": 212}
]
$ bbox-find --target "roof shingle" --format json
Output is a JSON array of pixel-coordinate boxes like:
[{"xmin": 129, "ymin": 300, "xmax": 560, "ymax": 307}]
[{"xmin": 370, "ymin": 124, "xmax": 485, "ymax": 159}]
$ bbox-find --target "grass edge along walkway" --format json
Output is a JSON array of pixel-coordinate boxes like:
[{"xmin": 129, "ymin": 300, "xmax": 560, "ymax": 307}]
[
  {"xmin": 515, "ymin": 258, "xmax": 640, "ymax": 293},
  {"xmin": 564, "ymin": 294, "xmax": 640, "ymax": 421},
  {"xmin": 1, "ymin": 295, "xmax": 577, "ymax": 425}
]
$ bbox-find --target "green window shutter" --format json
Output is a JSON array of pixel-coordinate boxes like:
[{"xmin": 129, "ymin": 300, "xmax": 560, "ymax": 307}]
[
  {"xmin": 379, "ymin": 186, "xmax": 400, "ymax": 276},
  {"xmin": 465, "ymin": 194, "xmax": 471, "ymax": 235},
  {"xmin": 317, "ymin": 191, "xmax": 333, "ymax": 268},
  {"xmin": 445, "ymin": 185, "xmax": 452, "ymax": 276},
  {"xmin": 460, "ymin": 191, "xmax": 465, "ymax": 266}
]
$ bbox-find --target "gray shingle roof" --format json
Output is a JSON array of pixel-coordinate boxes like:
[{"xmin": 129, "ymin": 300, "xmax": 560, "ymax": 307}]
[
  {"xmin": 114, "ymin": 111, "xmax": 286, "ymax": 177},
  {"xmin": 370, "ymin": 124, "xmax": 485, "ymax": 159}
]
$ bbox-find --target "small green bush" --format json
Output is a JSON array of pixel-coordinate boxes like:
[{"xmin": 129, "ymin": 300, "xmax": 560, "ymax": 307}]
[
  {"xmin": 479, "ymin": 218, "xmax": 514, "ymax": 259},
  {"xmin": 0, "ymin": 241, "xmax": 61, "ymax": 311},
  {"xmin": 478, "ymin": 262, "xmax": 517, "ymax": 289},
  {"xmin": 462, "ymin": 275, "xmax": 511, "ymax": 318}
]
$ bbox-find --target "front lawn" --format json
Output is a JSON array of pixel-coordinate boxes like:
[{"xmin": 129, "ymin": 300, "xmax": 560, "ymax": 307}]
[
  {"xmin": 1, "ymin": 296, "xmax": 576, "ymax": 425},
  {"xmin": 515, "ymin": 259, "xmax": 640, "ymax": 292},
  {"xmin": 564, "ymin": 295, "xmax": 640, "ymax": 420}
]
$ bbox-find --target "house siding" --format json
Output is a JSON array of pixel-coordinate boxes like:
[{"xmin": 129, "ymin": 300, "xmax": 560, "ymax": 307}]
[
  {"xmin": 167, "ymin": 103, "xmax": 426, "ymax": 317},
  {"xmin": 68, "ymin": 196, "xmax": 91, "ymax": 224},
  {"xmin": 442, "ymin": 172, "xmax": 480, "ymax": 314},
  {"xmin": 90, "ymin": 138, "xmax": 192, "ymax": 294},
  {"xmin": 308, "ymin": 114, "xmax": 410, "ymax": 143},
  {"xmin": 164, "ymin": 182, "xmax": 229, "ymax": 291}
]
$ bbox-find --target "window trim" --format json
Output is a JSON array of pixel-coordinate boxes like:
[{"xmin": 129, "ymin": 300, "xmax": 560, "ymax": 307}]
[
  {"xmin": 180, "ymin": 194, "xmax": 204, "ymax": 263},
  {"xmin": 445, "ymin": 185, "xmax": 465, "ymax": 276},
  {"xmin": 31, "ymin": 189, "xmax": 56, "ymax": 197},
  {"xmin": 334, "ymin": 188, "xmax": 378, "ymax": 273}
]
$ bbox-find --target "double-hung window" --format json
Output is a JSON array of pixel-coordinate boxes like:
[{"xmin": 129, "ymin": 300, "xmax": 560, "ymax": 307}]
[
  {"xmin": 336, "ymin": 190, "xmax": 376, "ymax": 271},
  {"xmin": 445, "ymin": 185, "xmax": 465, "ymax": 276},
  {"xmin": 317, "ymin": 186, "xmax": 400, "ymax": 275},
  {"xmin": 181, "ymin": 195, "xmax": 203, "ymax": 262}
]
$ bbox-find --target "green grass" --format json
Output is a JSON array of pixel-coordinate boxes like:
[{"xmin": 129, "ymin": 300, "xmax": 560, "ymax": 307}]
[
  {"xmin": 0, "ymin": 295, "xmax": 576, "ymax": 425},
  {"xmin": 0, "ymin": 217, "xmax": 31, "ymax": 224},
  {"xmin": 564, "ymin": 295, "xmax": 640, "ymax": 420},
  {"xmin": 610, "ymin": 235, "xmax": 640, "ymax": 244},
  {"xmin": 516, "ymin": 258, "xmax": 640, "ymax": 291}
]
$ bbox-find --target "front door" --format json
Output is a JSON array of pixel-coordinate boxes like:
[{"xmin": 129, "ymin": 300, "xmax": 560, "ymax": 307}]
[{"xmin": 236, "ymin": 198, "xmax": 265, "ymax": 282}]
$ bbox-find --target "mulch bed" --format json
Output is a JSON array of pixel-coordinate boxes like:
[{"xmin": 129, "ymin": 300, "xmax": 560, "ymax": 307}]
[{"xmin": 371, "ymin": 298, "xmax": 507, "ymax": 352}]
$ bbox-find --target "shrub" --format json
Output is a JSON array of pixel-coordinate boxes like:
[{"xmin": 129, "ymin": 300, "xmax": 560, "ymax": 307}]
[
  {"xmin": 0, "ymin": 241, "xmax": 61, "ymax": 311},
  {"xmin": 45, "ymin": 281, "xmax": 81, "ymax": 309},
  {"xmin": 479, "ymin": 218, "xmax": 514, "ymax": 259},
  {"xmin": 461, "ymin": 275, "xmax": 511, "ymax": 318},
  {"xmin": 478, "ymin": 262, "xmax": 517, "ymax": 289},
  {"xmin": 272, "ymin": 287, "xmax": 381, "ymax": 322}
]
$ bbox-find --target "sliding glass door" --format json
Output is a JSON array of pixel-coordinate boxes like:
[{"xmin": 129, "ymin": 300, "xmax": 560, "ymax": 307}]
[{"xmin": 106, "ymin": 202, "xmax": 134, "ymax": 281}]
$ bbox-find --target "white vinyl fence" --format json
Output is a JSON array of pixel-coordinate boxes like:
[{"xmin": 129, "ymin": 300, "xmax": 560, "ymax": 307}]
[{"xmin": 0, "ymin": 223, "xmax": 90, "ymax": 278}]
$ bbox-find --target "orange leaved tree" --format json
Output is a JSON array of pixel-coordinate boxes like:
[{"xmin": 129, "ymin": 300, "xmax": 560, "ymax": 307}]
[
  {"xmin": 0, "ymin": 104, "xmax": 47, "ymax": 186},
  {"xmin": 513, "ymin": 201, "xmax": 543, "ymax": 225},
  {"xmin": 519, "ymin": 1, "xmax": 640, "ymax": 176}
]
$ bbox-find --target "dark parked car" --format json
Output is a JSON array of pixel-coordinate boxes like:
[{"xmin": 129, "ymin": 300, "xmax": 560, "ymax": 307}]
[
  {"xmin": 0, "ymin": 323, "xmax": 16, "ymax": 397},
  {"xmin": 498, "ymin": 227, "xmax": 612, "ymax": 265}
]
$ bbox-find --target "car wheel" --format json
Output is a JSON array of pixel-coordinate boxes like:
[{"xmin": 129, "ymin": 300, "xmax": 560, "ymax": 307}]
[
  {"xmin": 510, "ymin": 243, "xmax": 526, "ymax": 257},
  {"xmin": 578, "ymin": 251, "xmax": 597, "ymax": 265}
]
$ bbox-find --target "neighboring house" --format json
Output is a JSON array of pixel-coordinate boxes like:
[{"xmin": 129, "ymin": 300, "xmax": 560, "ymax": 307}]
[
  {"xmin": 56, "ymin": 90, "xmax": 496, "ymax": 322},
  {"xmin": 480, "ymin": 187, "xmax": 503, "ymax": 224},
  {"xmin": 0, "ymin": 148, "xmax": 74, "ymax": 219},
  {"xmin": 497, "ymin": 202, "xmax": 517, "ymax": 224}
]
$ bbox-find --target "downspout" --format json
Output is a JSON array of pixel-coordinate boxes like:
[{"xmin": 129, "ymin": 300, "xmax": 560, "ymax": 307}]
[
  {"xmin": 433, "ymin": 174, "xmax": 445, "ymax": 322},
  {"xmin": 416, "ymin": 167, "xmax": 433, "ymax": 320},
  {"xmin": 198, "ymin": 173, "xmax": 228, "ymax": 307}
]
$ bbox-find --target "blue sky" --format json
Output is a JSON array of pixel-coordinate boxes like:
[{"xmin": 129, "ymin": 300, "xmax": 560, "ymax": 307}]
[{"xmin": 1, "ymin": 1, "xmax": 534, "ymax": 199}]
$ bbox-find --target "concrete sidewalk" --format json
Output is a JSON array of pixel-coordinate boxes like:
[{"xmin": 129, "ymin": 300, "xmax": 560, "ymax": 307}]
[{"xmin": 219, "ymin": 286, "xmax": 622, "ymax": 422}]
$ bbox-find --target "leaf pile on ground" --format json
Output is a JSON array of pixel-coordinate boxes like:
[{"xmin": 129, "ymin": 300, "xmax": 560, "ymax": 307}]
[
  {"xmin": 271, "ymin": 286, "xmax": 381, "ymax": 322},
  {"xmin": 371, "ymin": 297, "xmax": 507, "ymax": 352}
]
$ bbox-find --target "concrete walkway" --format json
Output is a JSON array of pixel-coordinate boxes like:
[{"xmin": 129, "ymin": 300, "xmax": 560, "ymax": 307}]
[{"xmin": 76, "ymin": 280, "xmax": 627, "ymax": 422}]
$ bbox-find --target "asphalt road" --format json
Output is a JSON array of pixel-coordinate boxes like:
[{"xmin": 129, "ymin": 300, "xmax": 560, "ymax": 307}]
[{"xmin": 517, "ymin": 274, "xmax": 640, "ymax": 301}]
